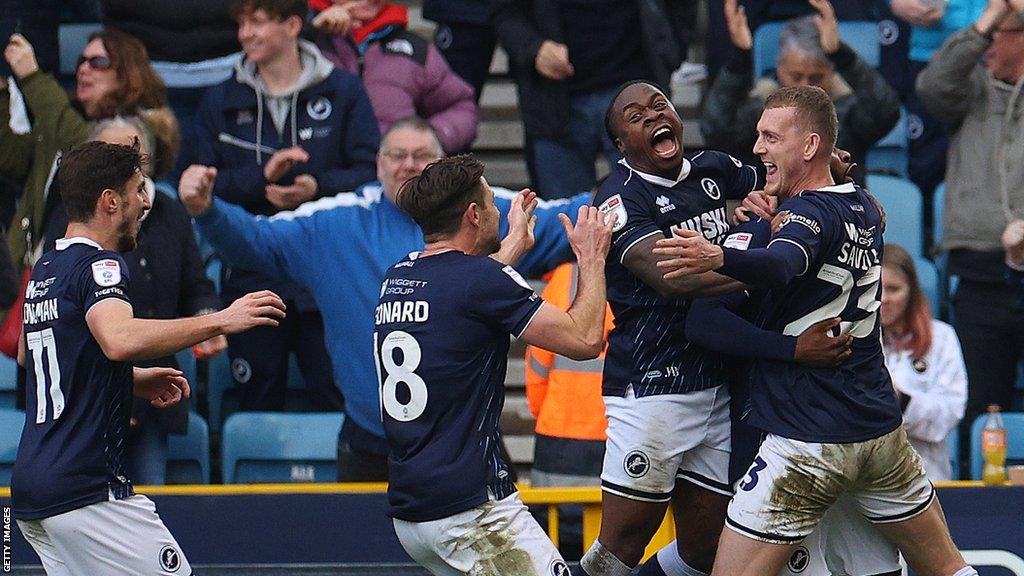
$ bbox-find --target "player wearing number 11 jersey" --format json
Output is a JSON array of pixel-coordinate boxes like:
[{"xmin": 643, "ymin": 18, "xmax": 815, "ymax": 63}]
[
  {"xmin": 375, "ymin": 156, "xmax": 613, "ymax": 575},
  {"xmin": 12, "ymin": 141, "xmax": 286, "ymax": 576}
]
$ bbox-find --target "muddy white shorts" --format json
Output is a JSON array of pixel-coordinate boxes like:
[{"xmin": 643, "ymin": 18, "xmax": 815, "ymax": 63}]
[
  {"xmin": 17, "ymin": 494, "xmax": 191, "ymax": 576},
  {"xmin": 778, "ymin": 495, "xmax": 901, "ymax": 576},
  {"xmin": 728, "ymin": 427, "xmax": 934, "ymax": 544},
  {"xmin": 393, "ymin": 492, "xmax": 569, "ymax": 576},
  {"xmin": 601, "ymin": 385, "xmax": 731, "ymax": 503}
]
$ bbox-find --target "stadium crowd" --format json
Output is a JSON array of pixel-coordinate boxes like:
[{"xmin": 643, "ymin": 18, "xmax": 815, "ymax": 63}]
[{"xmin": 1, "ymin": 0, "xmax": 1023, "ymax": 566}]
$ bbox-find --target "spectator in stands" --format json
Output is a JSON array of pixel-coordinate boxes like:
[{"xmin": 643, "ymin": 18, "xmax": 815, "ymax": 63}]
[
  {"xmin": 103, "ymin": 0, "xmax": 242, "ymax": 177},
  {"xmin": 889, "ymin": 0, "xmax": 985, "ymax": 197},
  {"xmin": 492, "ymin": 0, "xmax": 680, "ymax": 199},
  {"xmin": 421, "ymin": 0, "xmax": 495, "ymax": 102},
  {"xmin": 881, "ymin": 244, "xmax": 967, "ymax": 480},
  {"xmin": 43, "ymin": 114, "xmax": 224, "ymax": 484},
  {"xmin": 1, "ymin": 28, "xmax": 166, "ymax": 297},
  {"xmin": 1003, "ymin": 219, "xmax": 1024, "ymax": 303},
  {"xmin": 526, "ymin": 261, "xmax": 611, "ymax": 559},
  {"xmin": 179, "ymin": 116, "xmax": 592, "ymax": 481},
  {"xmin": 917, "ymin": 0, "xmax": 1024, "ymax": 461},
  {"xmin": 181, "ymin": 0, "xmax": 380, "ymax": 415},
  {"xmin": 310, "ymin": 0, "xmax": 479, "ymax": 154},
  {"xmin": 702, "ymin": 0, "xmax": 900, "ymax": 184}
]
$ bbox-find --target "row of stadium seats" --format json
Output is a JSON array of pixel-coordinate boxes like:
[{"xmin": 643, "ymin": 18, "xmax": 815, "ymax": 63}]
[
  {"xmin": 0, "ymin": 409, "xmax": 1020, "ymax": 485},
  {"xmin": 0, "ymin": 410, "xmax": 344, "ymax": 485}
]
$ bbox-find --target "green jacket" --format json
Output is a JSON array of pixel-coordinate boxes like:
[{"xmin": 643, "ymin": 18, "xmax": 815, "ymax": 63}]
[{"xmin": 0, "ymin": 71, "xmax": 92, "ymax": 271}]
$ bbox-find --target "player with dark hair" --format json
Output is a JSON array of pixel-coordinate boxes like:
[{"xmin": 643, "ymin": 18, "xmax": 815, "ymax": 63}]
[
  {"xmin": 654, "ymin": 86, "xmax": 975, "ymax": 576},
  {"xmin": 377, "ymin": 155, "xmax": 614, "ymax": 575},
  {"xmin": 11, "ymin": 140, "xmax": 286, "ymax": 575},
  {"xmin": 581, "ymin": 80, "xmax": 764, "ymax": 576}
]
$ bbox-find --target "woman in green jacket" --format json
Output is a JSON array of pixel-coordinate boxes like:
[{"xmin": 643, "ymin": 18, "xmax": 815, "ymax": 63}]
[{"xmin": 0, "ymin": 28, "xmax": 168, "ymax": 277}]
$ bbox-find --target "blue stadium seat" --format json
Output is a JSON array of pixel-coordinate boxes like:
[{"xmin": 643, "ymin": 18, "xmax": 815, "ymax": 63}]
[
  {"xmin": 866, "ymin": 107, "xmax": 909, "ymax": 178},
  {"xmin": 167, "ymin": 413, "xmax": 210, "ymax": 484},
  {"xmin": 0, "ymin": 355, "xmax": 17, "ymax": 408},
  {"xmin": 0, "ymin": 408, "xmax": 25, "ymax": 485},
  {"xmin": 207, "ymin": 351, "xmax": 233, "ymax": 434},
  {"xmin": 753, "ymin": 21, "xmax": 880, "ymax": 78},
  {"xmin": 913, "ymin": 257, "xmax": 941, "ymax": 318},
  {"xmin": 175, "ymin": 349, "xmax": 198, "ymax": 397},
  {"xmin": 932, "ymin": 182, "xmax": 945, "ymax": 248},
  {"xmin": 221, "ymin": 412, "xmax": 344, "ymax": 484},
  {"xmin": 970, "ymin": 411, "xmax": 1024, "ymax": 480},
  {"xmin": 947, "ymin": 428, "xmax": 960, "ymax": 481},
  {"xmin": 866, "ymin": 175, "xmax": 924, "ymax": 258},
  {"xmin": 58, "ymin": 23, "xmax": 102, "ymax": 76}
]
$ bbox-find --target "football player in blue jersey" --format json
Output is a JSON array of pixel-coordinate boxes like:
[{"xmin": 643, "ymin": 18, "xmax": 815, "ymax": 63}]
[
  {"xmin": 375, "ymin": 155, "xmax": 613, "ymax": 575},
  {"xmin": 12, "ymin": 141, "xmax": 286, "ymax": 576},
  {"xmin": 653, "ymin": 86, "xmax": 975, "ymax": 576},
  {"xmin": 582, "ymin": 81, "xmax": 764, "ymax": 576}
]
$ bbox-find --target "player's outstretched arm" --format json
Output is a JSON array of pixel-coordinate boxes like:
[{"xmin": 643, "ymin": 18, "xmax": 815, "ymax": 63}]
[
  {"xmin": 86, "ymin": 290, "xmax": 286, "ymax": 362},
  {"xmin": 654, "ymin": 229, "xmax": 805, "ymax": 288},
  {"xmin": 520, "ymin": 206, "xmax": 612, "ymax": 360},
  {"xmin": 623, "ymin": 233, "xmax": 744, "ymax": 298},
  {"xmin": 132, "ymin": 367, "xmax": 191, "ymax": 409}
]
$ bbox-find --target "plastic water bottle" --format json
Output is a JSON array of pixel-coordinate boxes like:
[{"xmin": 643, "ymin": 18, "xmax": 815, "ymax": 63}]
[{"xmin": 982, "ymin": 404, "xmax": 1007, "ymax": 485}]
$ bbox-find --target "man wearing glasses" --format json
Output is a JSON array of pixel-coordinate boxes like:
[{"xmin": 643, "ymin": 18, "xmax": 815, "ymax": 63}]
[
  {"xmin": 917, "ymin": 0, "xmax": 1024, "ymax": 472},
  {"xmin": 179, "ymin": 116, "xmax": 591, "ymax": 481}
]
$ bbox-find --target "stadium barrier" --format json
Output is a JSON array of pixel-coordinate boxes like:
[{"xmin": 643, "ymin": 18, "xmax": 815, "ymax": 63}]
[{"xmin": 2, "ymin": 483, "xmax": 1023, "ymax": 573}]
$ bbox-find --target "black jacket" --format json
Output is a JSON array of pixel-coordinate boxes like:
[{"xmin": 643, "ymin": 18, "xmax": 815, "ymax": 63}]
[
  {"xmin": 46, "ymin": 189, "xmax": 221, "ymax": 434},
  {"xmin": 103, "ymin": 0, "xmax": 240, "ymax": 63},
  {"xmin": 492, "ymin": 0, "xmax": 680, "ymax": 141}
]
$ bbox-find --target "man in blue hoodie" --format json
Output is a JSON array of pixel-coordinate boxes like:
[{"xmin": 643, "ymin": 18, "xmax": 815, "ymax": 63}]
[
  {"xmin": 180, "ymin": 117, "xmax": 591, "ymax": 480},
  {"xmin": 181, "ymin": 0, "xmax": 380, "ymax": 415}
]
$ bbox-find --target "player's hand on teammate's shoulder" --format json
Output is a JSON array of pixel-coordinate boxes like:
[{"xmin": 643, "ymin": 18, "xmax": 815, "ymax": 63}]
[
  {"xmin": 652, "ymin": 228, "xmax": 724, "ymax": 278},
  {"xmin": 559, "ymin": 205, "xmax": 615, "ymax": 263},
  {"xmin": 133, "ymin": 366, "xmax": 191, "ymax": 409},
  {"xmin": 794, "ymin": 318, "xmax": 853, "ymax": 368},
  {"xmin": 178, "ymin": 165, "xmax": 218, "ymax": 217},
  {"xmin": 216, "ymin": 290, "xmax": 287, "ymax": 334}
]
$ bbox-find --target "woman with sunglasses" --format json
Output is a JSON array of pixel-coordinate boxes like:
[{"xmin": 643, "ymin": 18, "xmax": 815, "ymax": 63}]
[{"xmin": 0, "ymin": 28, "xmax": 167, "ymax": 289}]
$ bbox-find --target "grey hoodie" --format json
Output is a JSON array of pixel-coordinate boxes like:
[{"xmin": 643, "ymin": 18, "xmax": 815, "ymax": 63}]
[{"xmin": 232, "ymin": 39, "xmax": 336, "ymax": 161}]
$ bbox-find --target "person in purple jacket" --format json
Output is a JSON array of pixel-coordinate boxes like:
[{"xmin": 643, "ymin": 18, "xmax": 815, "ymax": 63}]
[{"xmin": 310, "ymin": 0, "xmax": 479, "ymax": 154}]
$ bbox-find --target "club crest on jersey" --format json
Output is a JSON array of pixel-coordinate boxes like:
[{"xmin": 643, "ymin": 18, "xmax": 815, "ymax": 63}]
[
  {"xmin": 700, "ymin": 178, "xmax": 721, "ymax": 200},
  {"xmin": 598, "ymin": 194, "xmax": 627, "ymax": 232},
  {"xmin": 655, "ymin": 195, "xmax": 676, "ymax": 214},
  {"xmin": 159, "ymin": 545, "xmax": 181, "ymax": 572},
  {"xmin": 787, "ymin": 546, "xmax": 809, "ymax": 573},
  {"xmin": 550, "ymin": 560, "xmax": 570, "ymax": 576},
  {"xmin": 623, "ymin": 450, "xmax": 650, "ymax": 478},
  {"xmin": 307, "ymin": 96, "xmax": 332, "ymax": 121},
  {"xmin": 91, "ymin": 259, "xmax": 121, "ymax": 287}
]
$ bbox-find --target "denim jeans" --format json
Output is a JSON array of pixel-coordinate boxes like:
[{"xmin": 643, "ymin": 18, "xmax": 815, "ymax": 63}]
[{"xmin": 531, "ymin": 86, "xmax": 623, "ymax": 199}]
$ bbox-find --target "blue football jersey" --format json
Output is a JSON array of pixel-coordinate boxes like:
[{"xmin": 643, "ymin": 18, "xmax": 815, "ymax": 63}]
[
  {"xmin": 592, "ymin": 151, "xmax": 759, "ymax": 398},
  {"xmin": 374, "ymin": 251, "xmax": 544, "ymax": 522},
  {"xmin": 748, "ymin": 183, "xmax": 903, "ymax": 443},
  {"xmin": 11, "ymin": 237, "xmax": 134, "ymax": 521}
]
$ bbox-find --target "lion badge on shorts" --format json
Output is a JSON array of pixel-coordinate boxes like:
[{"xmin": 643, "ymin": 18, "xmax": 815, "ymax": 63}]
[
  {"xmin": 159, "ymin": 545, "xmax": 181, "ymax": 572},
  {"xmin": 623, "ymin": 450, "xmax": 650, "ymax": 478},
  {"xmin": 550, "ymin": 559, "xmax": 570, "ymax": 576},
  {"xmin": 787, "ymin": 546, "xmax": 809, "ymax": 573}
]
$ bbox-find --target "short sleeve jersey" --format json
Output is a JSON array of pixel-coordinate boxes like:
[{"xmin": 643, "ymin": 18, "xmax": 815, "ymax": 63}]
[
  {"xmin": 374, "ymin": 251, "xmax": 544, "ymax": 522},
  {"xmin": 748, "ymin": 183, "xmax": 903, "ymax": 443},
  {"xmin": 592, "ymin": 151, "xmax": 759, "ymax": 397},
  {"xmin": 11, "ymin": 237, "xmax": 135, "ymax": 521}
]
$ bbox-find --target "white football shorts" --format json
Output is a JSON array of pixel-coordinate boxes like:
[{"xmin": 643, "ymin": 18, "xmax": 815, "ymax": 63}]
[
  {"xmin": 728, "ymin": 427, "xmax": 934, "ymax": 544},
  {"xmin": 601, "ymin": 385, "xmax": 731, "ymax": 502}
]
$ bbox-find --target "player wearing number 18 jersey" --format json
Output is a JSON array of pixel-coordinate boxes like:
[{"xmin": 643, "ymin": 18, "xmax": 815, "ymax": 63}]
[{"xmin": 377, "ymin": 156, "xmax": 613, "ymax": 575}]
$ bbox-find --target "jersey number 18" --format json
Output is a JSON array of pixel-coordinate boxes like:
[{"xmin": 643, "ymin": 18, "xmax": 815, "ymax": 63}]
[{"xmin": 375, "ymin": 330, "xmax": 428, "ymax": 422}]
